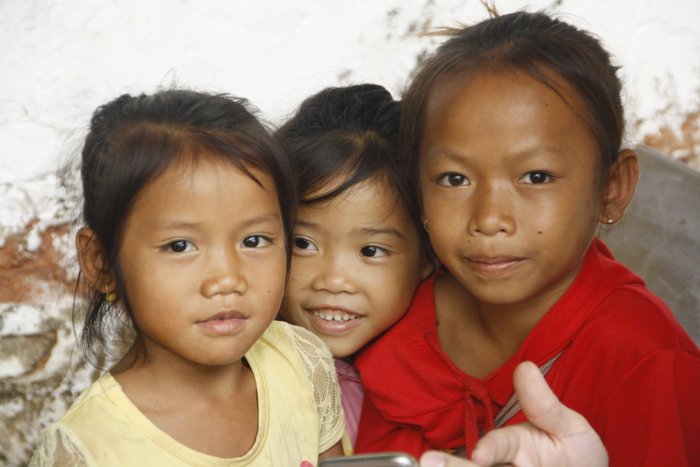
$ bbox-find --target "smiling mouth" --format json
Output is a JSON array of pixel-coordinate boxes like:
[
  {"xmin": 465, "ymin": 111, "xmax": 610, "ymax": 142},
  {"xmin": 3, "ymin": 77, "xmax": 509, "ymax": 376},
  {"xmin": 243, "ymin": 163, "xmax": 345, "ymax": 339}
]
[
  {"xmin": 306, "ymin": 308, "xmax": 363, "ymax": 336},
  {"xmin": 311, "ymin": 309, "xmax": 361, "ymax": 322}
]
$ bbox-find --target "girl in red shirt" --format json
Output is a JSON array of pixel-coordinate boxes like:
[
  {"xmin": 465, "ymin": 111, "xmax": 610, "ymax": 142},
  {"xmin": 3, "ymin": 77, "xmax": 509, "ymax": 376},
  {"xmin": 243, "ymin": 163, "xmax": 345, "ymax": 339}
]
[{"xmin": 354, "ymin": 10, "xmax": 700, "ymax": 466}]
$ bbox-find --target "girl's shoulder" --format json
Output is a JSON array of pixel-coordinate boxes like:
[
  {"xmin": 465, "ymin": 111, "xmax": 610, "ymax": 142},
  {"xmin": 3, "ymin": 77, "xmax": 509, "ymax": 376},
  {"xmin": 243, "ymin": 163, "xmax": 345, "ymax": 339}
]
[
  {"xmin": 31, "ymin": 373, "xmax": 127, "ymax": 466},
  {"xmin": 259, "ymin": 320, "xmax": 332, "ymax": 357},
  {"xmin": 30, "ymin": 421, "xmax": 92, "ymax": 466},
  {"xmin": 254, "ymin": 321, "xmax": 345, "ymax": 451},
  {"xmin": 58, "ymin": 373, "xmax": 118, "ymax": 425},
  {"xmin": 586, "ymin": 284, "xmax": 698, "ymax": 353},
  {"xmin": 251, "ymin": 321, "xmax": 337, "ymax": 387}
]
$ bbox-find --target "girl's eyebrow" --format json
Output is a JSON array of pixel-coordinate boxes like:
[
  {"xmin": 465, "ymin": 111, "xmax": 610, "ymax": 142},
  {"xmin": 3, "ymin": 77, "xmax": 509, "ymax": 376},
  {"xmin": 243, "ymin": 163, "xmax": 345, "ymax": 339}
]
[
  {"xmin": 356, "ymin": 226, "xmax": 406, "ymax": 240},
  {"xmin": 155, "ymin": 213, "xmax": 281, "ymax": 232},
  {"xmin": 238, "ymin": 213, "xmax": 282, "ymax": 228},
  {"xmin": 294, "ymin": 219, "xmax": 320, "ymax": 230},
  {"xmin": 422, "ymin": 147, "xmax": 474, "ymax": 167},
  {"xmin": 155, "ymin": 220, "xmax": 201, "ymax": 232},
  {"xmin": 295, "ymin": 219, "xmax": 406, "ymax": 240},
  {"xmin": 424, "ymin": 147, "xmax": 462, "ymax": 161},
  {"xmin": 428, "ymin": 146, "xmax": 566, "ymax": 161}
]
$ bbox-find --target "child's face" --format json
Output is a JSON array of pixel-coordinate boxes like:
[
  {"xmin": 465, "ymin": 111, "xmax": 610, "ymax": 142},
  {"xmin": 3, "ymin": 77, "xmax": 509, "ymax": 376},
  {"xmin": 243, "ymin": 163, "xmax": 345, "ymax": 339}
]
[
  {"xmin": 282, "ymin": 178, "xmax": 425, "ymax": 358},
  {"xmin": 117, "ymin": 156, "xmax": 286, "ymax": 367},
  {"xmin": 419, "ymin": 70, "xmax": 603, "ymax": 312}
]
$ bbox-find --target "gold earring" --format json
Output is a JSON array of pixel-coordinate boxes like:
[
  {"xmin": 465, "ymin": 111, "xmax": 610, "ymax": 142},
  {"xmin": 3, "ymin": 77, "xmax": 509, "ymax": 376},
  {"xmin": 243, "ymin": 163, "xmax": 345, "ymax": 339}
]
[{"xmin": 105, "ymin": 291, "xmax": 117, "ymax": 303}]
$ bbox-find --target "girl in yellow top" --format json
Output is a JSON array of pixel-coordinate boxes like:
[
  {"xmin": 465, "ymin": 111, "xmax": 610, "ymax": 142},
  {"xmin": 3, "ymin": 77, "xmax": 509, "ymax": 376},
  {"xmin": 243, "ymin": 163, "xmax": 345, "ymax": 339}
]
[{"xmin": 31, "ymin": 89, "xmax": 344, "ymax": 466}]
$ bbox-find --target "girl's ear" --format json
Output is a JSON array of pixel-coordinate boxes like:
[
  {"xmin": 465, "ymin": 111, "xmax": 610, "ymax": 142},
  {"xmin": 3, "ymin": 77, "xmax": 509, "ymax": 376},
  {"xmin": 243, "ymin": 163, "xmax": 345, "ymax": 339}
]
[
  {"xmin": 600, "ymin": 149, "xmax": 640, "ymax": 224},
  {"xmin": 76, "ymin": 227, "xmax": 116, "ymax": 293}
]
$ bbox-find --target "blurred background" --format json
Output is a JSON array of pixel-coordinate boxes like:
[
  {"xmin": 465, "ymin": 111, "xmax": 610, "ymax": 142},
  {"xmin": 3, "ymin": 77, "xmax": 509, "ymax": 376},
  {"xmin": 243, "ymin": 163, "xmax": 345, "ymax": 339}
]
[{"xmin": 1, "ymin": 1, "xmax": 699, "ymax": 465}]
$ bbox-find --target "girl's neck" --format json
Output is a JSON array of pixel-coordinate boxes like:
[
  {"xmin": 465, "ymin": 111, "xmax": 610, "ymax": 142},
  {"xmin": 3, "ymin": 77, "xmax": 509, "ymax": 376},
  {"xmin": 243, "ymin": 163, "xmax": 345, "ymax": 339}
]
[
  {"xmin": 111, "ymin": 344, "xmax": 259, "ymax": 458},
  {"xmin": 435, "ymin": 273, "xmax": 550, "ymax": 378},
  {"xmin": 112, "ymin": 343, "xmax": 250, "ymax": 400}
]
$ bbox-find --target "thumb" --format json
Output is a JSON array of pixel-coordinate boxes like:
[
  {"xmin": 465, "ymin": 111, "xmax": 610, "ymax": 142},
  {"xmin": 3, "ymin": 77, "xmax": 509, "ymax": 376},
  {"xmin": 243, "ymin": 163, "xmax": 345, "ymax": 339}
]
[{"xmin": 513, "ymin": 361, "xmax": 588, "ymax": 437}]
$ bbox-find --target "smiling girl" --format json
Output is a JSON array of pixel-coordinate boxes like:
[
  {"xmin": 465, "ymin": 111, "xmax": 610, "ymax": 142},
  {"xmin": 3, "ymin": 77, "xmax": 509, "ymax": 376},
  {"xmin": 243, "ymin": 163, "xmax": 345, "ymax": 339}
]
[{"xmin": 276, "ymin": 84, "xmax": 431, "ymax": 450}]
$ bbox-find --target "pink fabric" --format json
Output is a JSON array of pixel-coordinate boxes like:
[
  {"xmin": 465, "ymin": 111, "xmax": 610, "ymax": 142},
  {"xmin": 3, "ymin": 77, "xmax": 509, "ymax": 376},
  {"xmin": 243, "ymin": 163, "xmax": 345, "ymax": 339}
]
[{"xmin": 335, "ymin": 358, "xmax": 364, "ymax": 445}]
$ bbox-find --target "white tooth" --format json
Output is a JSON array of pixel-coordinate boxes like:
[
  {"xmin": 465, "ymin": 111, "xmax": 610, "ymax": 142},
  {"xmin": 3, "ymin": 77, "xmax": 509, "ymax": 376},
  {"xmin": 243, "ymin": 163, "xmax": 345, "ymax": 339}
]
[{"xmin": 312, "ymin": 309, "xmax": 360, "ymax": 321}]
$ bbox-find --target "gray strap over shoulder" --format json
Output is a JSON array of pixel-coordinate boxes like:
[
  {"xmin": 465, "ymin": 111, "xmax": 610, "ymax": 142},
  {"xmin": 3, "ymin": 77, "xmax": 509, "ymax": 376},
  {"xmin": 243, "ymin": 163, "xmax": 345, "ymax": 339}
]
[{"xmin": 491, "ymin": 351, "xmax": 563, "ymax": 429}]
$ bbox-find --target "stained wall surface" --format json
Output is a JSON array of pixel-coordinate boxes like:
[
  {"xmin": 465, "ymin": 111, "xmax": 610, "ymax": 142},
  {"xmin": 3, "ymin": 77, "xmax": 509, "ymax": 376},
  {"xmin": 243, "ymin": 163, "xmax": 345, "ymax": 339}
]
[{"xmin": 1, "ymin": 1, "xmax": 699, "ymax": 465}]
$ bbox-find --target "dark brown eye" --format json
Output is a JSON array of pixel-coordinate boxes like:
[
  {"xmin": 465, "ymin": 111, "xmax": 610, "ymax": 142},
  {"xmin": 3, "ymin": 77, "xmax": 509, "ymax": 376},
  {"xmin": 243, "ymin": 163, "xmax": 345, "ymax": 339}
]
[
  {"xmin": 169, "ymin": 240, "xmax": 191, "ymax": 252},
  {"xmin": 360, "ymin": 245, "xmax": 388, "ymax": 258},
  {"xmin": 437, "ymin": 173, "xmax": 469, "ymax": 187},
  {"xmin": 243, "ymin": 235, "xmax": 270, "ymax": 248},
  {"xmin": 522, "ymin": 171, "xmax": 552, "ymax": 184},
  {"xmin": 294, "ymin": 237, "xmax": 313, "ymax": 249},
  {"xmin": 447, "ymin": 174, "xmax": 466, "ymax": 186}
]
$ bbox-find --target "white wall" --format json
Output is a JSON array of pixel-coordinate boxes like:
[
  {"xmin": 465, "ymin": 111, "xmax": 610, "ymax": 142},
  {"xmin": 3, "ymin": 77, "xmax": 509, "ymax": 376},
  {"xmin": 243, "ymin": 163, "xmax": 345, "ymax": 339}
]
[
  {"xmin": 2, "ymin": 0, "xmax": 699, "ymax": 239},
  {"xmin": 1, "ymin": 1, "xmax": 698, "ymax": 465},
  {"xmin": 2, "ymin": 0, "xmax": 699, "ymax": 182}
]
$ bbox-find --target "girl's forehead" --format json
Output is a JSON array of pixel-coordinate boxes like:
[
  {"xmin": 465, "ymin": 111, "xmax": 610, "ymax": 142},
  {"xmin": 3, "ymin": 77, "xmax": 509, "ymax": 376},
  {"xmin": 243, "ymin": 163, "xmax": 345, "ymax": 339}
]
[
  {"xmin": 428, "ymin": 66, "xmax": 582, "ymax": 109},
  {"xmin": 418, "ymin": 69, "xmax": 601, "ymax": 171},
  {"xmin": 423, "ymin": 68, "xmax": 592, "ymax": 139},
  {"xmin": 309, "ymin": 174, "xmax": 398, "ymax": 202},
  {"xmin": 302, "ymin": 177, "xmax": 407, "ymax": 218},
  {"xmin": 162, "ymin": 153, "xmax": 268, "ymax": 185},
  {"xmin": 131, "ymin": 155, "xmax": 276, "ymax": 213}
]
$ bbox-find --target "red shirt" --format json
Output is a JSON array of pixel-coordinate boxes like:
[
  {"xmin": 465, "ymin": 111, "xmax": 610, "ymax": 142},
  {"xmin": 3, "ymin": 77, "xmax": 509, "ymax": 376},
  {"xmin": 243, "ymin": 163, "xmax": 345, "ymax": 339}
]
[{"xmin": 354, "ymin": 239, "xmax": 700, "ymax": 466}]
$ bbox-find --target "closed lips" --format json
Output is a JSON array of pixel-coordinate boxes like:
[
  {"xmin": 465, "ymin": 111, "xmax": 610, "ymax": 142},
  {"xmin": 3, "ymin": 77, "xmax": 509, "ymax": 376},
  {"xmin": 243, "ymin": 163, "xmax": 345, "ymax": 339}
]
[
  {"xmin": 197, "ymin": 311, "xmax": 246, "ymax": 322},
  {"xmin": 467, "ymin": 256, "xmax": 524, "ymax": 264}
]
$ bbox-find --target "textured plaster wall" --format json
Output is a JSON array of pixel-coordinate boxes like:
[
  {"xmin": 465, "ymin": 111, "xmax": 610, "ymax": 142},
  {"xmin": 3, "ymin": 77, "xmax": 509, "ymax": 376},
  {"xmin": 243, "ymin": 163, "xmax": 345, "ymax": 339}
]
[{"xmin": 1, "ymin": 1, "xmax": 699, "ymax": 465}]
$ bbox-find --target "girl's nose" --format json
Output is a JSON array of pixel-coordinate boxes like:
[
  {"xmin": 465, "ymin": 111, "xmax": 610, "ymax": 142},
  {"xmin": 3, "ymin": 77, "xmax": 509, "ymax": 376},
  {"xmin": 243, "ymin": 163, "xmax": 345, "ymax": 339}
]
[
  {"xmin": 468, "ymin": 184, "xmax": 515, "ymax": 236},
  {"xmin": 200, "ymin": 251, "xmax": 247, "ymax": 297},
  {"xmin": 310, "ymin": 255, "xmax": 358, "ymax": 294}
]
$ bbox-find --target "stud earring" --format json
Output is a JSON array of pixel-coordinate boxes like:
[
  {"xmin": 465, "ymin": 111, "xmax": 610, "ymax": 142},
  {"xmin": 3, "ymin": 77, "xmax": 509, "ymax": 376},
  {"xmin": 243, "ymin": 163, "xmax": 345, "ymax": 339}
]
[
  {"xmin": 422, "ymin": 218, "xmax": 428, "ymax": 232},
  {"xmin": 607, "ymin": 218, "xmax": 614, "ymax": 225},
  {"xmin": 105, "ymin": 291, "xmax": 118, "ymax": 303}
]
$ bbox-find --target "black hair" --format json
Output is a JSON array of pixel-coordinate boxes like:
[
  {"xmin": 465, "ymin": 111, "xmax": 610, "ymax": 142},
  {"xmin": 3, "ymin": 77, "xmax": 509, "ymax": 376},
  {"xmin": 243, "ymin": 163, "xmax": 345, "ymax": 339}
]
[
  {"xmin": 402, "ymin": 10, "xmax": 625, "ymax": 190},
  {"xmin": 77, "ymin": 89, "xmax": 295, "ymax": 366},
  {"xmin": 276, "ymin": 84, "xmax": 430, "ymax": 261}
]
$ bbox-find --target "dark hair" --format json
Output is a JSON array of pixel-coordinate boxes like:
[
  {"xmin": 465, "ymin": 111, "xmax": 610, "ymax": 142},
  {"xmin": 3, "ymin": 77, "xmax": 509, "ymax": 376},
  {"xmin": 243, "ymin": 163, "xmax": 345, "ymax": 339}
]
[
  {"xmin": 402, "ymin": 10, "xmax": 625, "ymax": 187},
  {"xmin": 77, "ymin": 89, "xmax": 295, "ymax": 366},
  {"xmin": 276, "ymin": 84, "xmax": 430, "ymax": 261}
]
